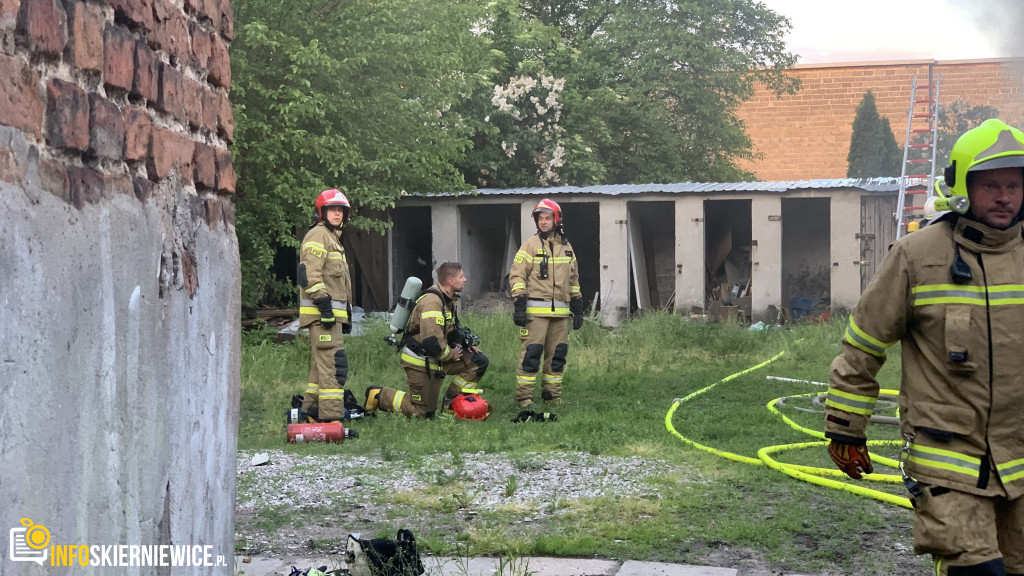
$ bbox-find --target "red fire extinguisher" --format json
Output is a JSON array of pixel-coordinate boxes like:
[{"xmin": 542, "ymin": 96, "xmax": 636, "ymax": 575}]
[{"xmin": 286, "ymin": 422, "xmax": 359, "ymax": 443}]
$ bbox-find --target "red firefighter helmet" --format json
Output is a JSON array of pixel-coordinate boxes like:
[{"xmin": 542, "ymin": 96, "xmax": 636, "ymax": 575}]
[
  {"xmin": 450, "ymin": 394, "xmax": 492, "ymax": 421},
  {"xmin": 314, "ymin": 189, "xmax": 351, "ymax": 223},
  {"xmin": 532, "ymin": 198, "xmax": 562, "ymax": 226}
]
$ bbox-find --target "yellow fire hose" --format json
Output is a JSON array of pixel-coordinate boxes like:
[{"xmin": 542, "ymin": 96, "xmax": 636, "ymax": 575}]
[{"xmin": 665, "ymin": 350, "xmax": 913, "ymax": 509}]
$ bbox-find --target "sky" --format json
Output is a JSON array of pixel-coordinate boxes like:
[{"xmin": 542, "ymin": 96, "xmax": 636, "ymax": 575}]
[{"xmin": 758, "ymin": 0, "xmax": 1024, "ymax": 64}]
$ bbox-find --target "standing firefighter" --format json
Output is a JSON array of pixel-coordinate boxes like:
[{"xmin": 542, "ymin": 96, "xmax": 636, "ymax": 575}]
[
  {"xmin": 824, "ymin": 119, "xmax": 1024, "ymax": 576},
  {"xmin": 298, "ymin": 189, "xmax": 354, "ymax": 422},
  {"xmin": 508, "ymin": 199, "xmax": 583, "ymax": 408},
  {"xmin": 366, "ymin": 262, "xmax": 490, "ymax": 419}
]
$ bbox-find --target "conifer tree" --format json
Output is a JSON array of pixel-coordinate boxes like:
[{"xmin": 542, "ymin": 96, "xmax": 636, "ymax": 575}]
[{"xmin": 847, "ymin": 91, "xmax": 902, "ymax": 177}]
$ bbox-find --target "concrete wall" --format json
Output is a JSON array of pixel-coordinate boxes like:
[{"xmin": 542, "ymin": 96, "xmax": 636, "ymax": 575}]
[
  {"xmin": 738, "ymin": 58, "xmax": 1024, "ymax": 180},
  {"xmin": 674, "ymin": 196, "xmax": 704, "ymax": 313},
  {"xmin": 830, "ymin": 193, "xmax": 864, "ymax": 311},
  {"xmin": 750, "ymin": 196, "xmax": 783, "ymax": 320},
  {"xmin": 0, "ymin": 0, "xmax": 239, "ymax": 572}
]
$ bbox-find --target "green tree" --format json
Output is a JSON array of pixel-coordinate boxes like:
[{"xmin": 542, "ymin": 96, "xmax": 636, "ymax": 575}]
[
  {"xmin": 935, "ymin": 98, "xmax": 1001, "ymax": 172},
  {"xmin": 460, "ymin": 0, "xmax": 799, "ymax": 187},
  {"xmin": 847, "ymin": 91, "xmax": 902, "ymax": 178},
  {"xmin": 231, "ymin": 0, "xmax": 491, "ymax": 307}
]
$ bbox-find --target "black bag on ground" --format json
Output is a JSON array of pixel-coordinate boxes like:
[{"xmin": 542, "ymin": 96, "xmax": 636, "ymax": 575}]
[{"xmin": 346, "ymin": 529, "xmax": 424, "ymax": 576}]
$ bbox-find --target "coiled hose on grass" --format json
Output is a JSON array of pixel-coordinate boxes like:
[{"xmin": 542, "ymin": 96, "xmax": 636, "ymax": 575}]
[{"xmin": 664, "ymin": 350, "xmax": 912, "ymax": 509}]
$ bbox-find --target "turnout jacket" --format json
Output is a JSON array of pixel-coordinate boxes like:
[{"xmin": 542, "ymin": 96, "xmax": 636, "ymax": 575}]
[
  {"xmin": 402, "ymin": 285, "xmax": 458, "ymax": 367},
  {"xmin": 298, "ymin": 223, "xmax": 352, "ymax": 328},
  {"xmin": 509, "ymin": 232, "xmax": 581, "ymax": 318},
  {"xmin": 825, "ymin": 215, "xmax": 1024, "ymax": 499}
]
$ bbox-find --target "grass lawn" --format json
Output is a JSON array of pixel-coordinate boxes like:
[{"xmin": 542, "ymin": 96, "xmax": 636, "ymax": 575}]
[{"xmin": 238, "ymin": 312, "xmax": 928, "ymax": 575}]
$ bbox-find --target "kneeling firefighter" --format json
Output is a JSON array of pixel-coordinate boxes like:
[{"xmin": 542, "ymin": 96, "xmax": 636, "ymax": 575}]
[
  {"xmin": 297, "ymin": 189, "xmax": 355, "ymax": 423},
  {"xmin": 366, "ymin": 262, "xmax": 491, "ymax": 419},
  {"xmin": 508, "ymin": 199, "xmax": 583, "ymax": 408}
]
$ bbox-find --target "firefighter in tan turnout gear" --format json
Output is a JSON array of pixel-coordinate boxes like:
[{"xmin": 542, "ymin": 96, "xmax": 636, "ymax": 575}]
[
  {"xmin": 298, "ymin": 189, "xmax": 354, "ymax": 422},
  {"xmin": 365, "ymin": 262, "xmax": 490, "ymax": 419},
  {"xmin": 824, "ymin": 119, "xmax": 1024, "ymax": 576},
  {"xmin": 509, "ymin": 199, "xmax": 583, "ymax": 408}
]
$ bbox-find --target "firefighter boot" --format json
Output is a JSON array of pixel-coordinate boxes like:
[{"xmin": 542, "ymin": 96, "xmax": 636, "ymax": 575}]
[{"xmin": 364, "ymin": 386, "xmax": 382, "ymax": 412}]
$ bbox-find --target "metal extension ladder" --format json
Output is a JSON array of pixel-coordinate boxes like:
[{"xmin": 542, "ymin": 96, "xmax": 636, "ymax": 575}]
[{"xmin": 895, "ymin": 73, "xmax": 941, "ymax": 239}]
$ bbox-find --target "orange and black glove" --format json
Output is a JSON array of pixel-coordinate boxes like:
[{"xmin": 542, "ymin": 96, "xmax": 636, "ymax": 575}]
[{"xmin": 827, "ymin": 436, "xmax": 873, "ymax": 480}]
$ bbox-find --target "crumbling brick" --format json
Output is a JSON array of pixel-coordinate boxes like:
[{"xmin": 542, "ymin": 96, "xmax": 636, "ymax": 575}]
[
  {"xmin": 157, "ymin": 61, "xmax": 185, "ymax": 123},
  {"xmin": 0, "ymin": 53, "xmax": 43, "ymax": 138},
  {"xmin": 217, "ymin": 0, "xmax": 231, "ymax": 40},
  {"xmin": 148, "ymin": 125, "xmax": 194, "ymax": 181},
  {"xmin": 108, "ymin": 0, "xmax": 151, "ymax": 31},
  {"xmin": 192, "ymin": 141, "xmax": 215, "ymax": 188},
  {"xmin": 0, "ymin": 0, "xmax": 20, "ymax": 29},
  {"xmin": 66, "ymin": 165, "xmax": 103, "ymax": 209},
  {"xmin": 45, "ymin": 78, "xmax": 89, "ymax": 151},
  {"xmin": 207, "ymin": 32, "xmax": 229, "ymax": 88},
  {"xmin": 149, "ymin": 6, "xmax": 189, "ymax": 65},
  {"xmin": 217, "ymin": 90, "xmax": 233, "ymax": 143},
  {"xmin": 16, "ymin": 0, "xmax": 66, "ymax": 56},
  {"xmin": 65, "ymin": 1, "xmax": 103, "ymax": 71},
  {"xmin": 132, "ymin": 38, "xmax": 158, "ymax": 102},
  {"xmin": 123, "ymin": 106, "xmax": 151, "ymax": 161},
  {"xmin": 182, "ymin": 76, "xmax": 203, "ymax": 129},
  {"xmin": 200, "ymin": 86, "xmax": 218, "ymax": 132},
  {"xmin": 0, "ymin": 146, "xmax": 23, "ymax": 184},
  {"xmin": 88, "ymin": 93, "xmax": 125, "ymax": 160},
  {"xmin": 214, "ymin": 146, "xmax": 233, "ymax": 193},
  {"xmin": 190, "ymin": 24, "xmax": 210, "ymax": 69},
  {"xmin": 103, "ymin": 23, "xmax": 135, "ymax": 92},
  {"xmin": 39, "ymin": 156, "xmax": 69, "ymax": 201}
]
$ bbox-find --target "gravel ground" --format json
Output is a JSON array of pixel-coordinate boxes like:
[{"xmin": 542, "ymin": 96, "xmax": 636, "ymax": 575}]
[{"xmin": 236, "ymin": 450, "xmax": 696, "ymax": 555}]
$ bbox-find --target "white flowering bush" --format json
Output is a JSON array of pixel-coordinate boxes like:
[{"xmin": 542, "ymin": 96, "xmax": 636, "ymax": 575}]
[{"xmin": 490, "ymin": 73, "xmax": 567, "ymax": 186}]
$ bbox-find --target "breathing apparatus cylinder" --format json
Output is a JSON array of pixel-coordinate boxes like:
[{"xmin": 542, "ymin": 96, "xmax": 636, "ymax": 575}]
[
  {"xmin": 286, "ymin": 422, "xmax": 358, "ymax": 443},
  {"xmin": 388, "ymin": 277, "xmax": 424, "ymax": 341}
]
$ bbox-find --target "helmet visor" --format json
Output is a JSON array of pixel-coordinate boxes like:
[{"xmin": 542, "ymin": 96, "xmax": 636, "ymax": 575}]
[{"xmin": 969, "ymin": 155, "xmax": 1024, "ymax": 172}]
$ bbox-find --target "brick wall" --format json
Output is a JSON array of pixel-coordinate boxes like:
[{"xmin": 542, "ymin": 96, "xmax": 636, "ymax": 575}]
[
  {"xmin": 738, "ymin": 58, "xmax": 1024, "ymax": 181},
  {"xmin": 0, "ymin": 0, "xmax": 235, "ymax": 207}
]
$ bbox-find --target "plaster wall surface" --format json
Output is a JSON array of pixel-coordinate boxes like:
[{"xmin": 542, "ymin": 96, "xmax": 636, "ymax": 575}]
[{"xmin": 0, "ymin": 175, "xmax": 239, "ymax": 574}]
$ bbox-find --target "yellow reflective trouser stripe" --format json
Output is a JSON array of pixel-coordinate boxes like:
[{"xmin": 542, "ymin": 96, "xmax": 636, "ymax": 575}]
[
  {"xmin": 998, "ymin": 457, "xmax": 1024, "ymax": 483},
  {"xmin": 844, "ymin": 317, "xmax": 891, "ymax": 357},
  {"xmin": 319, "ymin": 388, "xmax": 344, "ymax": 400},
  {"xmin": 517, "ymin": 374, "xmax": 537, "ymax": 384},
  {"xmin": 543, "ymin": 374, "xmax": 562, "ymax": 384},
  {"xmin": 305, "ymin": 383, "xmax": 318, "ymax": 394},
  {"xmin": 401, "ymin": 352, "xmax": 440, "ymax": 371},
  {"xmin": 453, "ymin": 376, "xmax": 481, "ymax": 394},
  {"xmin": 392, "ymin": 390, "xmax": 406, "ymax": 412},
  {"xmin": 305, "ymin": 282, "xmax": 326, "ymax": 294},
  {"xmin": 511, "ymin": 282, "xmax": 526, "ymax": 292},
  {"xmin": 907, "ymin": 443, "xmax": 981, "ymax": 477},
  {"xmin": 825, "ymin": 389, "xmax": 877, "ymax": 416}
]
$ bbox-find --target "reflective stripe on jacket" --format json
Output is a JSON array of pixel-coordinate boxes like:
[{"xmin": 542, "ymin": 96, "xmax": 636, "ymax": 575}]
[{"xmin": 825, "ymin": 215, "xmax": 1024, "ymax": 498}]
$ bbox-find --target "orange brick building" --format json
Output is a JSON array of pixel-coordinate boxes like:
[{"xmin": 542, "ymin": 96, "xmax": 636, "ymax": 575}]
[{"xmin": 737, "ymin": 58, "xmax": 1024, "ymax": 181}]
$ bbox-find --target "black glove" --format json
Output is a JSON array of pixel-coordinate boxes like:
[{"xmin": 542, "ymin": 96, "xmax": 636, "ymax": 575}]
[
  {"xmin": 513, "ymin": 295, "xmax": 528, "ymax": 327},
  {"xmin": 341, "ymin": 303, "xmax": 353, "ymax": 333},
  {"xmin": 313, "ymin": 295, "xmax": 335, "ymax": 329},
  {"xmin": 570, "ymin": 298, "xmax": 584, "ymax": 330}
]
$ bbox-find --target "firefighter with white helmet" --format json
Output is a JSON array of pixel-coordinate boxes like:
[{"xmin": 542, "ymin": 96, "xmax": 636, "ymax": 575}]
[
  {"xmin": 508, "ymin": 198, "xmax": 583, "ymax": 408},
  {"xmin": 824, "ymin": 119, "xmax": 1024, "ymax": 575},
  {"xmin": 365, "ymin": 262, "xmax": 491, "ymax": 419},
  {"xmin": 298, "ymin": 189, "xmax": 354, "ymax": 422}
]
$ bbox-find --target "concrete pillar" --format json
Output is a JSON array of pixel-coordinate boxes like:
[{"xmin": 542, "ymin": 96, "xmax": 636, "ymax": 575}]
[
  {"xmin": 599, "ymin": 199, "xmax": 629, "ymax": 326},
  {"xmin": 431, "ymin": 202, "xmax": 459, "ymax": 273},
  {"xmin": 751, "ymin": 196, "xmax": 783, "ymax": 320},
  {"xmin": 674, "ymin": 197, "xmax": 705, "ymax": 313},
  {"xmin": 831, "ymin": 192, "xmax": 863, "ymax": 311}
]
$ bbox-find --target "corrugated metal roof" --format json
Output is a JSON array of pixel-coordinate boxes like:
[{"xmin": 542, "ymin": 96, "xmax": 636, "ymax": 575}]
[{"xmin": 426, "ymin": 178, "xmax": 901, "ymax": 197}]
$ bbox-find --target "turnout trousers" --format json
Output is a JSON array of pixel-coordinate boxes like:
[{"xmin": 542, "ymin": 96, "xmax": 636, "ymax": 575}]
[
  {"xmin": 301, "ymin": 322, "xmax": 347, "ymax": 421},
  {"xmin": 515, "ymin": 316, "xmax": 569, "ymax": 407}
]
